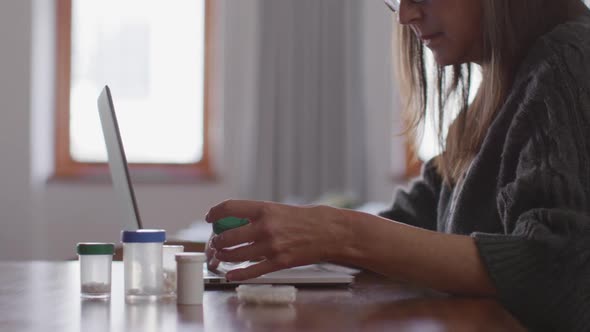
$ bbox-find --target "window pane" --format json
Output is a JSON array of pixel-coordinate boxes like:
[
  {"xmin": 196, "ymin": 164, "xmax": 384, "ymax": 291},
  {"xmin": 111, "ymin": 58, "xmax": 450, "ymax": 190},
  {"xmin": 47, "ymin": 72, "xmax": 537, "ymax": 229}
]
[
  {"xmin": 417, "ymin": 51, "xmax": 482, "ymax": 161},
  {"xmin": 69, "ymin": 0, "xmax": 205, "ymax": 164}
]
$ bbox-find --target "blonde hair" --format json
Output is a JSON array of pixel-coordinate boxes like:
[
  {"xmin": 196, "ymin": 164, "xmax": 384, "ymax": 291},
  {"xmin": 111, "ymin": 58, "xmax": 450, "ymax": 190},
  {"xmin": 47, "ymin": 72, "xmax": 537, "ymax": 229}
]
[{"xmin": 397, "ymin": 0, "xmax": 583, "ymax": 185}]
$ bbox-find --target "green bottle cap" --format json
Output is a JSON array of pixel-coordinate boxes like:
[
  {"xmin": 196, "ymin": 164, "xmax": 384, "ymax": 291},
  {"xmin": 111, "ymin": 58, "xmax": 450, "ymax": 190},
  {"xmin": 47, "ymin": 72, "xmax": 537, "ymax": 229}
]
[
  {"xmin": 213, "ymin": 217, "xmax": 249, "ymax": 235},
  {"xmin": 77, "ymin": 243, "xmax": 115, "ymax": 255}
]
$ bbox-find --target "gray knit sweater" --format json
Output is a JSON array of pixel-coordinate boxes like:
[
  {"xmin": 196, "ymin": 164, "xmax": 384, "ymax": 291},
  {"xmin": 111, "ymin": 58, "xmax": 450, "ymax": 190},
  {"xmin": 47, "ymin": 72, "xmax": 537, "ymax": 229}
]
[{"xmin": 379, "ymin": 14, "xmax": 590, "ymax": 331}]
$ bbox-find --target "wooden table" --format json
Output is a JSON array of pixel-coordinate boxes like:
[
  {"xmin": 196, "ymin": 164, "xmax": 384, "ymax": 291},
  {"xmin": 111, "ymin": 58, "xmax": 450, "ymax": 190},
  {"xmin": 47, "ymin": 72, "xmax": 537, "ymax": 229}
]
[{"xmin": 0, "ymin": 261, "xmax": 525, "ymax": 332}]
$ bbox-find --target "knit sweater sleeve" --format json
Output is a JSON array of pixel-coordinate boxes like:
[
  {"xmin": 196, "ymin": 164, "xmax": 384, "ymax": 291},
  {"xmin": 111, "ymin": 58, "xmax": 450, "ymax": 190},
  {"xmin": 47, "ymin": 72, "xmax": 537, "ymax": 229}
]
[
  {"xmin": 473, "ymin": 41, "xmax": 590, "ymax": 330},
  {"xmin": 378, "ymin": 158, "xmax": 441, "ymax": 230}
]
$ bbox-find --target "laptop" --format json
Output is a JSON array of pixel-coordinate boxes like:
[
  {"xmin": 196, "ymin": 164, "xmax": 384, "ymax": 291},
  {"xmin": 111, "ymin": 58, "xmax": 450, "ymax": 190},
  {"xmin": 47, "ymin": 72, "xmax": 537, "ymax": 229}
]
[{"xmin": 97, "ymin": 85, "xmax": 357, "ymax": 286}]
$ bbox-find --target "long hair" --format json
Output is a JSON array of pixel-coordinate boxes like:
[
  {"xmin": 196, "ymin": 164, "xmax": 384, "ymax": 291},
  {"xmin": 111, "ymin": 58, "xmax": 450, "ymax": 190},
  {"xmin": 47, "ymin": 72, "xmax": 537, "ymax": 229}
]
[{"xmin": 397, "ymin": 0, "xmax": 582, "ymax": 185}]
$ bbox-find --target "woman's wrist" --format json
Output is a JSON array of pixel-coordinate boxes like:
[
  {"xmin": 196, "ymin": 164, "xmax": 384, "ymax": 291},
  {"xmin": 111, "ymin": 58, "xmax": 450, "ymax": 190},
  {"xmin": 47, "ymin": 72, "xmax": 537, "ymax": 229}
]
[
  {"xmin": 319, "ymin": 206, "xmax": 366, "ymax": 265},
  {"xmin": 324, "ymin": 209, "xmax": 407, "ymax": 271}
]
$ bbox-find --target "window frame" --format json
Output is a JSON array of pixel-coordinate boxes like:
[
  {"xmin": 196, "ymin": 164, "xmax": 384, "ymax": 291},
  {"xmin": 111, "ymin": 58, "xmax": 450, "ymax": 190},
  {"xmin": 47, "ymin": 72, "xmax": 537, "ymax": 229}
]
[{"xmin": 54, "ymin": 0, "xmax": 215, "ymax": 181}]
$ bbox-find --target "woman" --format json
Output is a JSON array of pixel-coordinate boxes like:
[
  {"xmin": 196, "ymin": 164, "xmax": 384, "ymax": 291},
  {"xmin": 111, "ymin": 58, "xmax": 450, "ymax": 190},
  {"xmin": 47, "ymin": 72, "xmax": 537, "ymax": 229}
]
[{"xmin": 206, "ymin": 0, "xmax": 590, "ymax": 330}]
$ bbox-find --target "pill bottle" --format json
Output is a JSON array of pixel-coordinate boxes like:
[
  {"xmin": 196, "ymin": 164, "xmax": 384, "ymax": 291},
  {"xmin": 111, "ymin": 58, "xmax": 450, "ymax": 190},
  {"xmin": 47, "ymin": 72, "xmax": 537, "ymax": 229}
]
[
  {"xmin": 162, "ymin": 244, "xmax": 184, "ymax": 297},
  {"xmin": 121, "ymin": 229, "xmax": 166, "ymax": 300},
  {"xmin": 175, "ymin": 252, "xmax": 206, "ymax": 305},
  {"xmin": 213, "ymin": 217, "xmax": 251, "ymax": 272},
  {"xmin": 77, "ymin": 243, "xmax": 115, "ymax": 299}
]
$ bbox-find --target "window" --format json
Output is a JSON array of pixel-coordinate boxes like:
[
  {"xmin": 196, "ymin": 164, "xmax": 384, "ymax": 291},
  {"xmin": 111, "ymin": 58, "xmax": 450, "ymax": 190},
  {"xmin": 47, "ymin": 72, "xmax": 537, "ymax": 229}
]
[
  {"xmin": 55, "ymin": 0, "xmax": 214, "ymax": 179},
  {"xmin": 405, "ymin": 52, "xmax": 482, "ymax": 178},
  {"xmin": 417, "ymin": 54, "xmax": 482, "ymax": 162}
]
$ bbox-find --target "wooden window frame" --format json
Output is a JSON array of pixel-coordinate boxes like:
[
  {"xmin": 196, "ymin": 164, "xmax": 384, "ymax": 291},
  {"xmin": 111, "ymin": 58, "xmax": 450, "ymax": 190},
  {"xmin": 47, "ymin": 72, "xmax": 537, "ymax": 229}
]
[{"xmin": 54, "ymin": 0, "xmax": 216, "ymax": 181}]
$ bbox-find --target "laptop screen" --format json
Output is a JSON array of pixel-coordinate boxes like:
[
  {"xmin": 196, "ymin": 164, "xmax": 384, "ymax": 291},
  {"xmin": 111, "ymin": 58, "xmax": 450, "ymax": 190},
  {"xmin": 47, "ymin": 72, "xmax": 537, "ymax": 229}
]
[{"xmin": 97, "ymin": 85, "xmax": 143, "ymax": 230}]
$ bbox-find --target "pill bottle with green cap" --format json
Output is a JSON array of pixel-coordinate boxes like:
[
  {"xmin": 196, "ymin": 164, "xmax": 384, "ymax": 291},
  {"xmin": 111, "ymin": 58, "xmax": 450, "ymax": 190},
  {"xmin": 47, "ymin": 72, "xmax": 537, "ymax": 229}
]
[
  {"xmin": 213, "ymin": 217, "xmax": 251, "ymax": 272},
  {"xmin": 77, "ymin": 243, "xmax": 115, "ymax": 299},
  {"xmin": 121, "ymin": 229, "xmax": 166, "ymax": 301}
]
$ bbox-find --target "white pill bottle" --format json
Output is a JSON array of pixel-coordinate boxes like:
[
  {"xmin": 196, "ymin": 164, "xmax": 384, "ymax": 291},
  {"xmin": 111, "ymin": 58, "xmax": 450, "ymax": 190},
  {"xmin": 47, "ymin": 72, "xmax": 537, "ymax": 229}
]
[{"xmin": 175, "ymin": 252, "xmax": 206, "ymax": 305}]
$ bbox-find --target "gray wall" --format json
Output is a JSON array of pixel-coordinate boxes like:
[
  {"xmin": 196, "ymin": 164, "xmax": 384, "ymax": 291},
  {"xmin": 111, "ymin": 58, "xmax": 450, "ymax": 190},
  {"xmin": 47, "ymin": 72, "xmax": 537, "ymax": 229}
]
[
  {"xmin": 0, "ymin": 0, "xmax": 403, "ymax": 260},
  {"xmin": 0, "ymin": 1, "xmax": 34, "ymax": 259}
]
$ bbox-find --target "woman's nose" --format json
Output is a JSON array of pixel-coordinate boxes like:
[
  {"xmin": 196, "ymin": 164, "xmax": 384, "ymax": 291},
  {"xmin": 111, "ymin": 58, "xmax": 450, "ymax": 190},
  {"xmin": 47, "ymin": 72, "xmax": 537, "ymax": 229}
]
[{"xmin": 397, "ymin": 0, "xmax": 423, "ymax": 25}]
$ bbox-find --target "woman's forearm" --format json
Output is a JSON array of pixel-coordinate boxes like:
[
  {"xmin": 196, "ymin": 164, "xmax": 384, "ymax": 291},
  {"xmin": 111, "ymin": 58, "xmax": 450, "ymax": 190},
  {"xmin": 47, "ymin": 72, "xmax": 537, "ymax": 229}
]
[{"xmin": 331, "ymin": 209, "xmax": 497, "ymax": 296}]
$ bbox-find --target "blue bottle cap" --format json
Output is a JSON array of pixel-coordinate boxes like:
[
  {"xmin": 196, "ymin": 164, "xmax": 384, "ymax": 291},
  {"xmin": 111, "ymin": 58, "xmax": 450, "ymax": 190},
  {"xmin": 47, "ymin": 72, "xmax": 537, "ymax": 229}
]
[{"xmin": 121, "ymin": 229, "xmax": 166, "ymax": 243}]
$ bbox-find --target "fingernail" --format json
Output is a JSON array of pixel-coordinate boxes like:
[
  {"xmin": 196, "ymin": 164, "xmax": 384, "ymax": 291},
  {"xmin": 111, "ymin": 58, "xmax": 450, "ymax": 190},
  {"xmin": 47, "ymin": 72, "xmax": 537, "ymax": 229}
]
[{"xmin": 205, "ymin": 212, "xmax": 210, "ymax": 222}]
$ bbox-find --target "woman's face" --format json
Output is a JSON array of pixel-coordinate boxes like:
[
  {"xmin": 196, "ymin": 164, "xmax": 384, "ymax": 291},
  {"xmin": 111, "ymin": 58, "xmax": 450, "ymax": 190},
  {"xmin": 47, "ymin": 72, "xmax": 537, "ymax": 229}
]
[{"xmin": 398, "ymin": 0, "xmax": 485, "ymax": 65}]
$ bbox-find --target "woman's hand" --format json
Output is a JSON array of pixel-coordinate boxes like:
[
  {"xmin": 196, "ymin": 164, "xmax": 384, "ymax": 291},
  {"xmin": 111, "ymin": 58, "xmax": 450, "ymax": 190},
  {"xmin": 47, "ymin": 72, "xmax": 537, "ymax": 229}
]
[
  {"xmin": 205, "ymin": 200, "xmax": 352, "ymax": 281},
  {"xmin": 205, "ymin": 232, "xmax": 220, "ymax": 271}
]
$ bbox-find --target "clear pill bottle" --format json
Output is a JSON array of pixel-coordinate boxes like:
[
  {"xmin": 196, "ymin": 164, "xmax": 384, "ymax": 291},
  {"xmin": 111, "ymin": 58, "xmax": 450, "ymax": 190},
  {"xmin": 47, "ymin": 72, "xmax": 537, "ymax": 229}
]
[
  {"xmin": 162, "ymin": 244, "xmax": 184, "ymax": 298},
  {"xmin": 121, "ymin": 229, "xmax": 166, "ymax": 301},
  {"xmin": 77, "ymin": 243, "xmax": 115, "ymax": 299},
  {"xmin": 213, "ymin": 217, "xmax": 251, "ymax": 272},
  {"xmin": 175, "ymin": 252, "xmax": 206, "ymax": 305}
]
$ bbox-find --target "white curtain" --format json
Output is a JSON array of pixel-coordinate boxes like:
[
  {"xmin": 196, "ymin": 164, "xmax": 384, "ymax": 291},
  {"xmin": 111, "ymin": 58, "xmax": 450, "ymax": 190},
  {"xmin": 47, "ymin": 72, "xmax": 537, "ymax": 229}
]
[{"xmin": 242, "ymin": 0, "xmax": 368, "ymax": 204}]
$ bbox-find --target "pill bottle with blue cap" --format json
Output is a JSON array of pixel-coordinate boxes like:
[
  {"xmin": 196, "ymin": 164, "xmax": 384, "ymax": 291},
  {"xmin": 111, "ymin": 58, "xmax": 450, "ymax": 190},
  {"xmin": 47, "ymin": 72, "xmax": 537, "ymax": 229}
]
[
  {"xmin": 77, "ymin": 243, "xmax": 115, "ymax": 299},
  {"xmin": 213, "ymin": 217, "xmax": 251, "ymax": 271},
  {"xmin": 121, "ymin": 229, "xmax": 166, "ymax": 300}
]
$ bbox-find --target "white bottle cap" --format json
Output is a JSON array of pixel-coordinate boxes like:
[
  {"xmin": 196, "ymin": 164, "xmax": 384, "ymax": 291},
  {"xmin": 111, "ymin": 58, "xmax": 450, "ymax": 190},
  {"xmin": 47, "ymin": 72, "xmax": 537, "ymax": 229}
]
[{"xmin": 175, "ymin": 252, "xmax": 206, "ymax": 263}]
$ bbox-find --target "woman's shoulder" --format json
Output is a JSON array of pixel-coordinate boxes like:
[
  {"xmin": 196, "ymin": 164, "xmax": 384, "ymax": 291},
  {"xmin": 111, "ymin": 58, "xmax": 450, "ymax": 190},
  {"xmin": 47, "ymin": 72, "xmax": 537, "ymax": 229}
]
[
  {"xmin": 516, "ymin": 15, "xmax": 590, "ymax": 81},
  {"xmin": 515, "ymin": 15, "xmax": 590, "ymax": 100},
  {"xmin": 544, "ymin": 13, "xmax": 590, "ymax": 46},
  {"xmin": 504, "ymin": 15, "xmax": 590, "ymax": 141},
  {"xmin": 517, "ymin": 14, "xmax": 590, "ymax": 84}
]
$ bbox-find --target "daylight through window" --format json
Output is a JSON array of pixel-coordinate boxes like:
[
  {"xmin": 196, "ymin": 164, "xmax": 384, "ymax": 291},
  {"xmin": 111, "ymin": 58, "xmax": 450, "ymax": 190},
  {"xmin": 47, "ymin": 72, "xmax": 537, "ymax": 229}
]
[{"xmin": 68, "ymin": 0, "xmax": 206, "ymax": 164}]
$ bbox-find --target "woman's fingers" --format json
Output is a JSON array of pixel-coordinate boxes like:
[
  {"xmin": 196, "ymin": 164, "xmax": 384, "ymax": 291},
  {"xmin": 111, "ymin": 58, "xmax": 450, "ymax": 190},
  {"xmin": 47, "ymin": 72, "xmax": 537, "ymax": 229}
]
[
  {"xmin": 206, "ymin": 233, "xmax": 220, "ymax": 271},
  {"xmin": 215, "ymin": 242, "xmax": 267, "ymax": 263},
  {"xmin": 211, "ymin": 223, "xmax": 259, "ymax": 250},
  {"xmin": 209, "ymin": 256, "xmax": 220, "ymax": 270},
  {"xmin": 205, "ymin": 200, "xmax": 268, "ymax": 223}
]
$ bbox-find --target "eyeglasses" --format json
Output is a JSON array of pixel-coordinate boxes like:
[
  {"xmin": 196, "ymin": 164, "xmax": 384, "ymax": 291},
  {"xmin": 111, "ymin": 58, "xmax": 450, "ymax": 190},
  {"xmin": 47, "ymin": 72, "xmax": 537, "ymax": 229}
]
[{"xmin": 384, "ymin": 0, "xmax": 427, "ymax": 12}]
